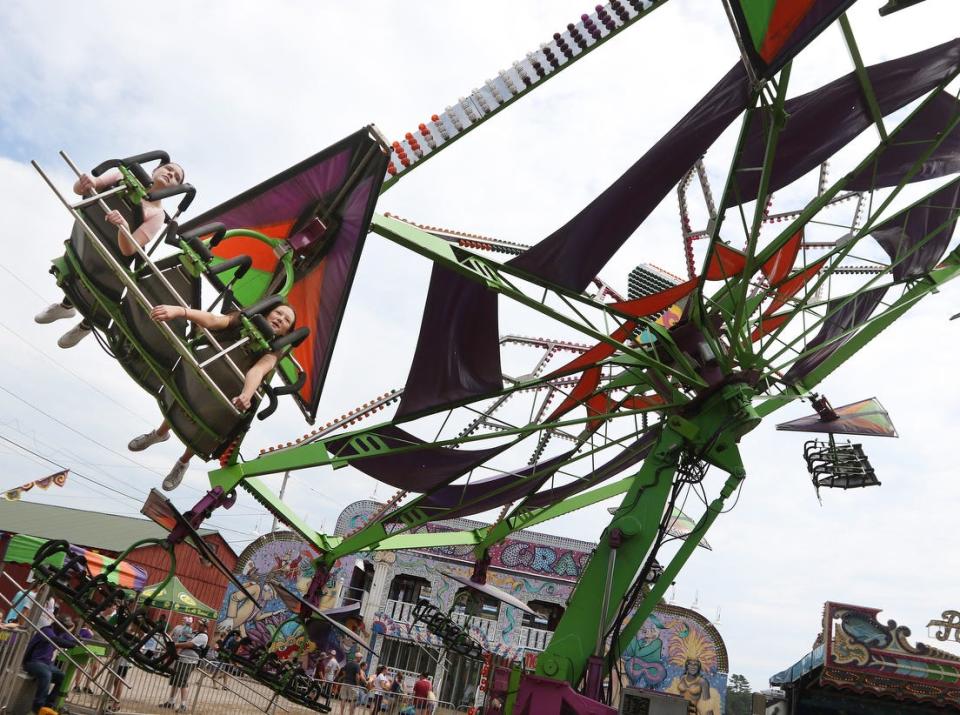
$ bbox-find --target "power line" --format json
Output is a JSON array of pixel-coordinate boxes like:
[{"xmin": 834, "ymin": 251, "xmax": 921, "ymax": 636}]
[
  {"xmin": 0, "ymin": 318, "xmax": 154, "ymax": 427},
  {"xmin": 0, "ymin": 432, "xmax": 255, "ymax": 537},
  {"xmin": 0, "ymin": 382, "xmax": 166, "ymax": 478}
]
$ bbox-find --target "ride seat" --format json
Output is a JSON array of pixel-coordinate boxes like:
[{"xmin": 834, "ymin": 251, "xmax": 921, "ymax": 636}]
[{"xmin": 160, "ymin": 295, "xmax": 309, "ymax": 459}]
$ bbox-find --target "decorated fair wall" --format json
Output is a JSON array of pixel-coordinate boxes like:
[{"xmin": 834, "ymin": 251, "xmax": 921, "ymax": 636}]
[
  {"xmin": 218, "ymin": 531, "xmax": 362, "ymax": 665},
  {"xmin": 225, "ymin": 502, "xmax": 728, "ymax": 712},
  {"xmin": 622, "ymin": 605, "xmax": 728, "ymax": 715}
]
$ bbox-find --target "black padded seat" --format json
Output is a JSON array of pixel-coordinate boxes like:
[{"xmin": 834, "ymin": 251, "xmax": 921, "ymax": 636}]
[
  {"xmin": 70, "ymin": 196, "xmax": 141, "ymax": 299},
  {"xmin": 160, "ymin": 338, "xmax": 262, "ymax": 459},
  {"xmin": 112, "ymin": 256, "xmax": 199, "ymax": 393}
]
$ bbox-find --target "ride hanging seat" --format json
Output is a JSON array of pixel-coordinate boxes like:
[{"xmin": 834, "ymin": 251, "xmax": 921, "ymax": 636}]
[
  {"xmin": 113, "ymin": 223, "xmax": 251, "ymax": 395},
  {"xmin": 159, "ymin": 293, "xmax": 309, "ymax": 459},
  {"xmin": 52, "ymin": 151, "xmax": 196, "ymax": 332}
]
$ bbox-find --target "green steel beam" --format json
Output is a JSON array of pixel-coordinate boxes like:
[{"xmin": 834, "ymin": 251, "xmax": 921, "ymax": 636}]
[
  {"xmin": 535, "ymin": 384, "xmax": 759, "ymax": 687},
  {"xmin": 839, "ymin": 14, "xmax": 887, "ymax": 140},
  {"xmin": 731, "ymin": 62, "xmax": 793, "ymax": 355},
  {"xmin": 615, "ymin": 457, "xmax": 745, "ymax": 657},
  {"xmin": 756, "ymin": 243, "xmax": 960, "ymax": 418}
]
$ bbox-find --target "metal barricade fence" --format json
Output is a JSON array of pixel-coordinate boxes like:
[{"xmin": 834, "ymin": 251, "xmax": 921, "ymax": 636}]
[
  {"xmin": 62, "ymin": 659, "xmax": 463, "ymax": 715},
  {"xmin": 0, "ymin": 626, "xmax": 32, "ymax": 711}
]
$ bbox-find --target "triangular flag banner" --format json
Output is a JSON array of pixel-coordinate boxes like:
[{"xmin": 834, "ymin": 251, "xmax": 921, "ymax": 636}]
[{"xmin": 2, "ymin": 470, "xmax": 69, "ymax": 501}]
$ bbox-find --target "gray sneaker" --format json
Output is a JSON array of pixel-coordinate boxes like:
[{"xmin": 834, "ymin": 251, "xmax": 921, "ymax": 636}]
[
  {"xmin": 162, "ymin": 460, "xmax": 189, "ymax": 491},
  {"xmin": 128, "ymin": 429, "xmax": 170, "ymax": 452},
  {"xmin": 35, "ymin": 302, "xmax": 76, "ymax": 324},
  {"xmin": 58, "ymin": 323, "xmax": 92, "ymax": 348}
]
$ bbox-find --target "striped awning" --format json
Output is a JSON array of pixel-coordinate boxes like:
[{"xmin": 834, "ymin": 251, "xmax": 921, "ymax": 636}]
[{"xmin": 3, "ymin": 533, "xmax": 148, "ymax": 591}]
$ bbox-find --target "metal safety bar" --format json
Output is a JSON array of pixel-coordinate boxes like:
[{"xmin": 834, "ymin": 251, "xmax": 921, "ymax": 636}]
[
  {"xmin": 0, "ymin": 586, "xmax": 121, "ymax": 702},
  {"xmin": 0, "ymin": 572, "xmax": 131, "ymax": 690},
  {"xmin": 32, "ymin": 155, "xmax": 243, "ymax": 417},
  {"xmin": 59, "ymin": 151, "xmax": 254, "ymax": 398},
  {"xmin": 63, "ymin": 153, "xmax": 276, "ymax": 407}
]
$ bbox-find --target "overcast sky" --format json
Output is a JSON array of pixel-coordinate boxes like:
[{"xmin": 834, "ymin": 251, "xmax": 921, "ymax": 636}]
[{"xmin": 1, "ymin": 0, "xmax": 959, "ymax": 690}]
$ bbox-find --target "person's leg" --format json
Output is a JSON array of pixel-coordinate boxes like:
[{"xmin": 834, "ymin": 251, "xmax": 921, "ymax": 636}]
[
  {"xmin": 35, "ymin": 298, "xmax": 76, "ymax": 324},
  {"xmin": 163, "ymin": 450, "xmax": 193, "ymax": 491},
  {"xmin": 129, "ymin": 420, "xmax": 172, "ymax": 452},
  {"xmin": 58, "ymin": 318, "xmax": 93, "ymax": 348},
  {"xmin": 24, "ymin": 661, "xmax": 52, "ymax": 712},
  {"xmin": 44, "ymin": 664, "xmax": 65, "ymax": 708}
]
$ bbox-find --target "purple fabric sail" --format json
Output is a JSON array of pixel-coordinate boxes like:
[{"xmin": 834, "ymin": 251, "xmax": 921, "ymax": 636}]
[
  {"xmin": 732, "ymin": 39, "xmax": 960, "ymax": 204},
  {"xmin": 783, "ymin": 286, "xmax": 888, "ymax": 384},
  {"xmin": 323, "ymin": 425, "xmax": 510, "ymax": 493},
  {"xmin": 523, "ymin": 431, "xmax": 658, "ymax": 509},
  {"xmin": 413, "ymin": 450, "xmax": 575, "ymax": 520},
  {"xmin": 848, "ymin": 92, "xmax": 960, "ymax": 191},
  {"xmin": 871, "ymin": 176, "xmax": 960, "ymax": 282},
  {"xmin": 180, "ymin": 129, "xmax": 389, "ymax": 422},
  {"xmin": 396, "ymin": 265, "xmax": 502, "ymax": 418},
  {"xmin": 507, "ymin": 62, "xmax": 751, "ymax": 292}
]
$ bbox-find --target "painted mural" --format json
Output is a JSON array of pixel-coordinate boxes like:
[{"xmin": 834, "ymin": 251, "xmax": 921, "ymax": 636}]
[
  {"xmin": 621, "ymin": 605, "xmax": 728, "ymax": 715},
  {"xmin": 339, "ymin": 500, "xmax": 591, "ymax": 583},
  {"xmin": 370, "ymin": 548, "xmax": 575, "ymax": 662},
  {"xmin": 218, "ymin": 532, "xmax": 364, "ymax": 668}
]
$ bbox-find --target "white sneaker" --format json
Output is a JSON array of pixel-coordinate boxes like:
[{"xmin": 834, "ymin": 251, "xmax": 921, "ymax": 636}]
[
  {"xmin": 58, "ymin": 323, "xmax": 92, "ymax": 348},
  {"xmin": 162, "ymin": 460, "xmax": 189, "ymax": 491},
  {"xmin": 35, "ymin": 302, "xmax": 76, "ymax": 324},
  {"xmin": 128, "ymin": 429, "xmax": 171, "ymax": 452}
]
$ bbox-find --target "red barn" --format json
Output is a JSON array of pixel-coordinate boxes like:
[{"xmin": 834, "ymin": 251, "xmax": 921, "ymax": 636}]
[{"xmin": 0, "ymin": 500, "xmax": 237, "ymax": 628}]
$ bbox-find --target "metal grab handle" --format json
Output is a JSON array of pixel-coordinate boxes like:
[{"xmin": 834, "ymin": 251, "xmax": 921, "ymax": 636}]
[
  {"xmin": 208, "ymin": 254, "xmax": 252, "ymax": 280},
  {"xmin": 181, "ymin": 221, "xmax": 227, "ymax": 247},
  {"xmin": 269, "ymin": 326, "xmax": 309, "ymax": 352},
  {"xmin": 256, "ymin": 367, "xmax": 307, "ymax": 421},
  {"xmin": 145, "ymin": 182, "xmax": 196, "ymax": 214}
]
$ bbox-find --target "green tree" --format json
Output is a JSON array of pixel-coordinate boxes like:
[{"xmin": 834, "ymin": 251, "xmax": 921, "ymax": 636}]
[{"xmin": 726, "ymin": 674, "xmax": 752, "ymax": 715}]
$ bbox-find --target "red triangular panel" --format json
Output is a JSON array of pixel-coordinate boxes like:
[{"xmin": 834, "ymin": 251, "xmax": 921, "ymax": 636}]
[
  {"xmin": 547, "ymin": 321, "xmax": 637, "ymax": 378},
  {"xmin": 546, "ymin": 367, "xmax": 602, "ymax": 423},
  {"xmin": 761, "ymin": 230, "xmax": 803, "ymax": 284},
  {"xmin": 612, "ymin": 278, "xmax": 698, "ymax": 318},
  {"xmin": 706, "ymin": 244, "xmax": 748, "ymax": 281},
  {"xmin": 750, "ymin": 312, "xmax": 791, "ymax": 342},
  {"xmin": 767, "ymin": 259, "xmax": 825, "ymax": 313}
]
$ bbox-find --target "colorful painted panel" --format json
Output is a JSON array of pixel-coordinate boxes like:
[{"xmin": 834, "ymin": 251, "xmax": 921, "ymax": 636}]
[
  {"xmin": 776, "ymin": 397, "xmax": 898, "ymax": 437},
  {"xmin": 621, "ymin": 605, "xmax": 729, "ymax": 715},
  {"xmin": 821, "ymin": 602, "xmax": 960, "ymax": 708},
  {"xmin": 728, "ymin": 0, "xmax": 857, "ymax": 79},
  {"xmin": 218, "ymin": 532, "xmax": 360, "ymax": 667}
]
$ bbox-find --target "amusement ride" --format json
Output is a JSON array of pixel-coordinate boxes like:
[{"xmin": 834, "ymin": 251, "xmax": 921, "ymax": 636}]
[{"xmin": 18, "ymin": 0, "xmax": 960, "ymax": 712}]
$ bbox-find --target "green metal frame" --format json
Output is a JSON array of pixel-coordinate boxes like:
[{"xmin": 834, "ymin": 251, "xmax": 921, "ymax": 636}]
[{"xmin": 190, "ymin": 11, "xmax": 960, "ymax": 700}]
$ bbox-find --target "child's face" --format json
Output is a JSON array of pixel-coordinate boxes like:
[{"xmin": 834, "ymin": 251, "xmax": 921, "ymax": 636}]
[{"xmin": 266, "ymin": 305, "xmax": 295, "ymax": 336}]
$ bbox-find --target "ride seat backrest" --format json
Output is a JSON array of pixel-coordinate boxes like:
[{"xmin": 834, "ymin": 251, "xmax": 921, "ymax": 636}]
[
  {"xmin": 70, "ymin": 195, "xmax": 144, "ymax": 299},
  {"xmin": 122, "ymin": 254, "xmax": 200, "ymax": 370}
]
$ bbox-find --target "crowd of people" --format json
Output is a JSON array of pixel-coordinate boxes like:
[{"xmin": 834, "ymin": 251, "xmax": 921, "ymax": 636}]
[
  {"xmin": 4, "ymin": 588, "xmax": 444, "ymax": 715},
  {"xmin": 314, "ymin": 649, "xmax": 437, "ymax": 714}
]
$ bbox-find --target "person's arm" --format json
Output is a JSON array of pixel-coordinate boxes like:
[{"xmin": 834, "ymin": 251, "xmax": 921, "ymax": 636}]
[
  {"xmin": 107, "ymin": 208, "xmax": 165, "ymax": 257},
  {"xmin": 51, "ymin": 630, "xmax": 78, "ymax": 649},
  {"xmin": 73, "ymin": 168, "xmax": 122, "ymax": 196},
  {"xmin": 233, "ymin": 352, "xmax": 279, "ymax": 411},
  {"xmin": 151, "ymin": 305, "xmax": 234, "ymax": 331}
]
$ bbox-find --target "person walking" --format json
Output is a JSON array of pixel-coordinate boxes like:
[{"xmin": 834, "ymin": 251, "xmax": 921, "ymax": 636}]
[{"xmin": 161, "ymin": 621, "xmax": 208, "ymax": 711}]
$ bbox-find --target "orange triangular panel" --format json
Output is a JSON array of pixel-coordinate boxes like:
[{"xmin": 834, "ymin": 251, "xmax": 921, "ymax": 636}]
[
  {"xmin": 750, "ymin": 312, "xmax": 791, "ymax": 341},
  {"xmin": 612, "ymin": 278, "xmax": 698, "ymax": 318},
  {"xmin": 761, "ymin": 230, "xmax": 803, "ymax": 285},
  {"xmin": 706, "ymin": 244, "xmax": 747, "ymax": 281},
  {"xmin": 766, "ymin": 259, "xmax": 825, "ymax": 313}
]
